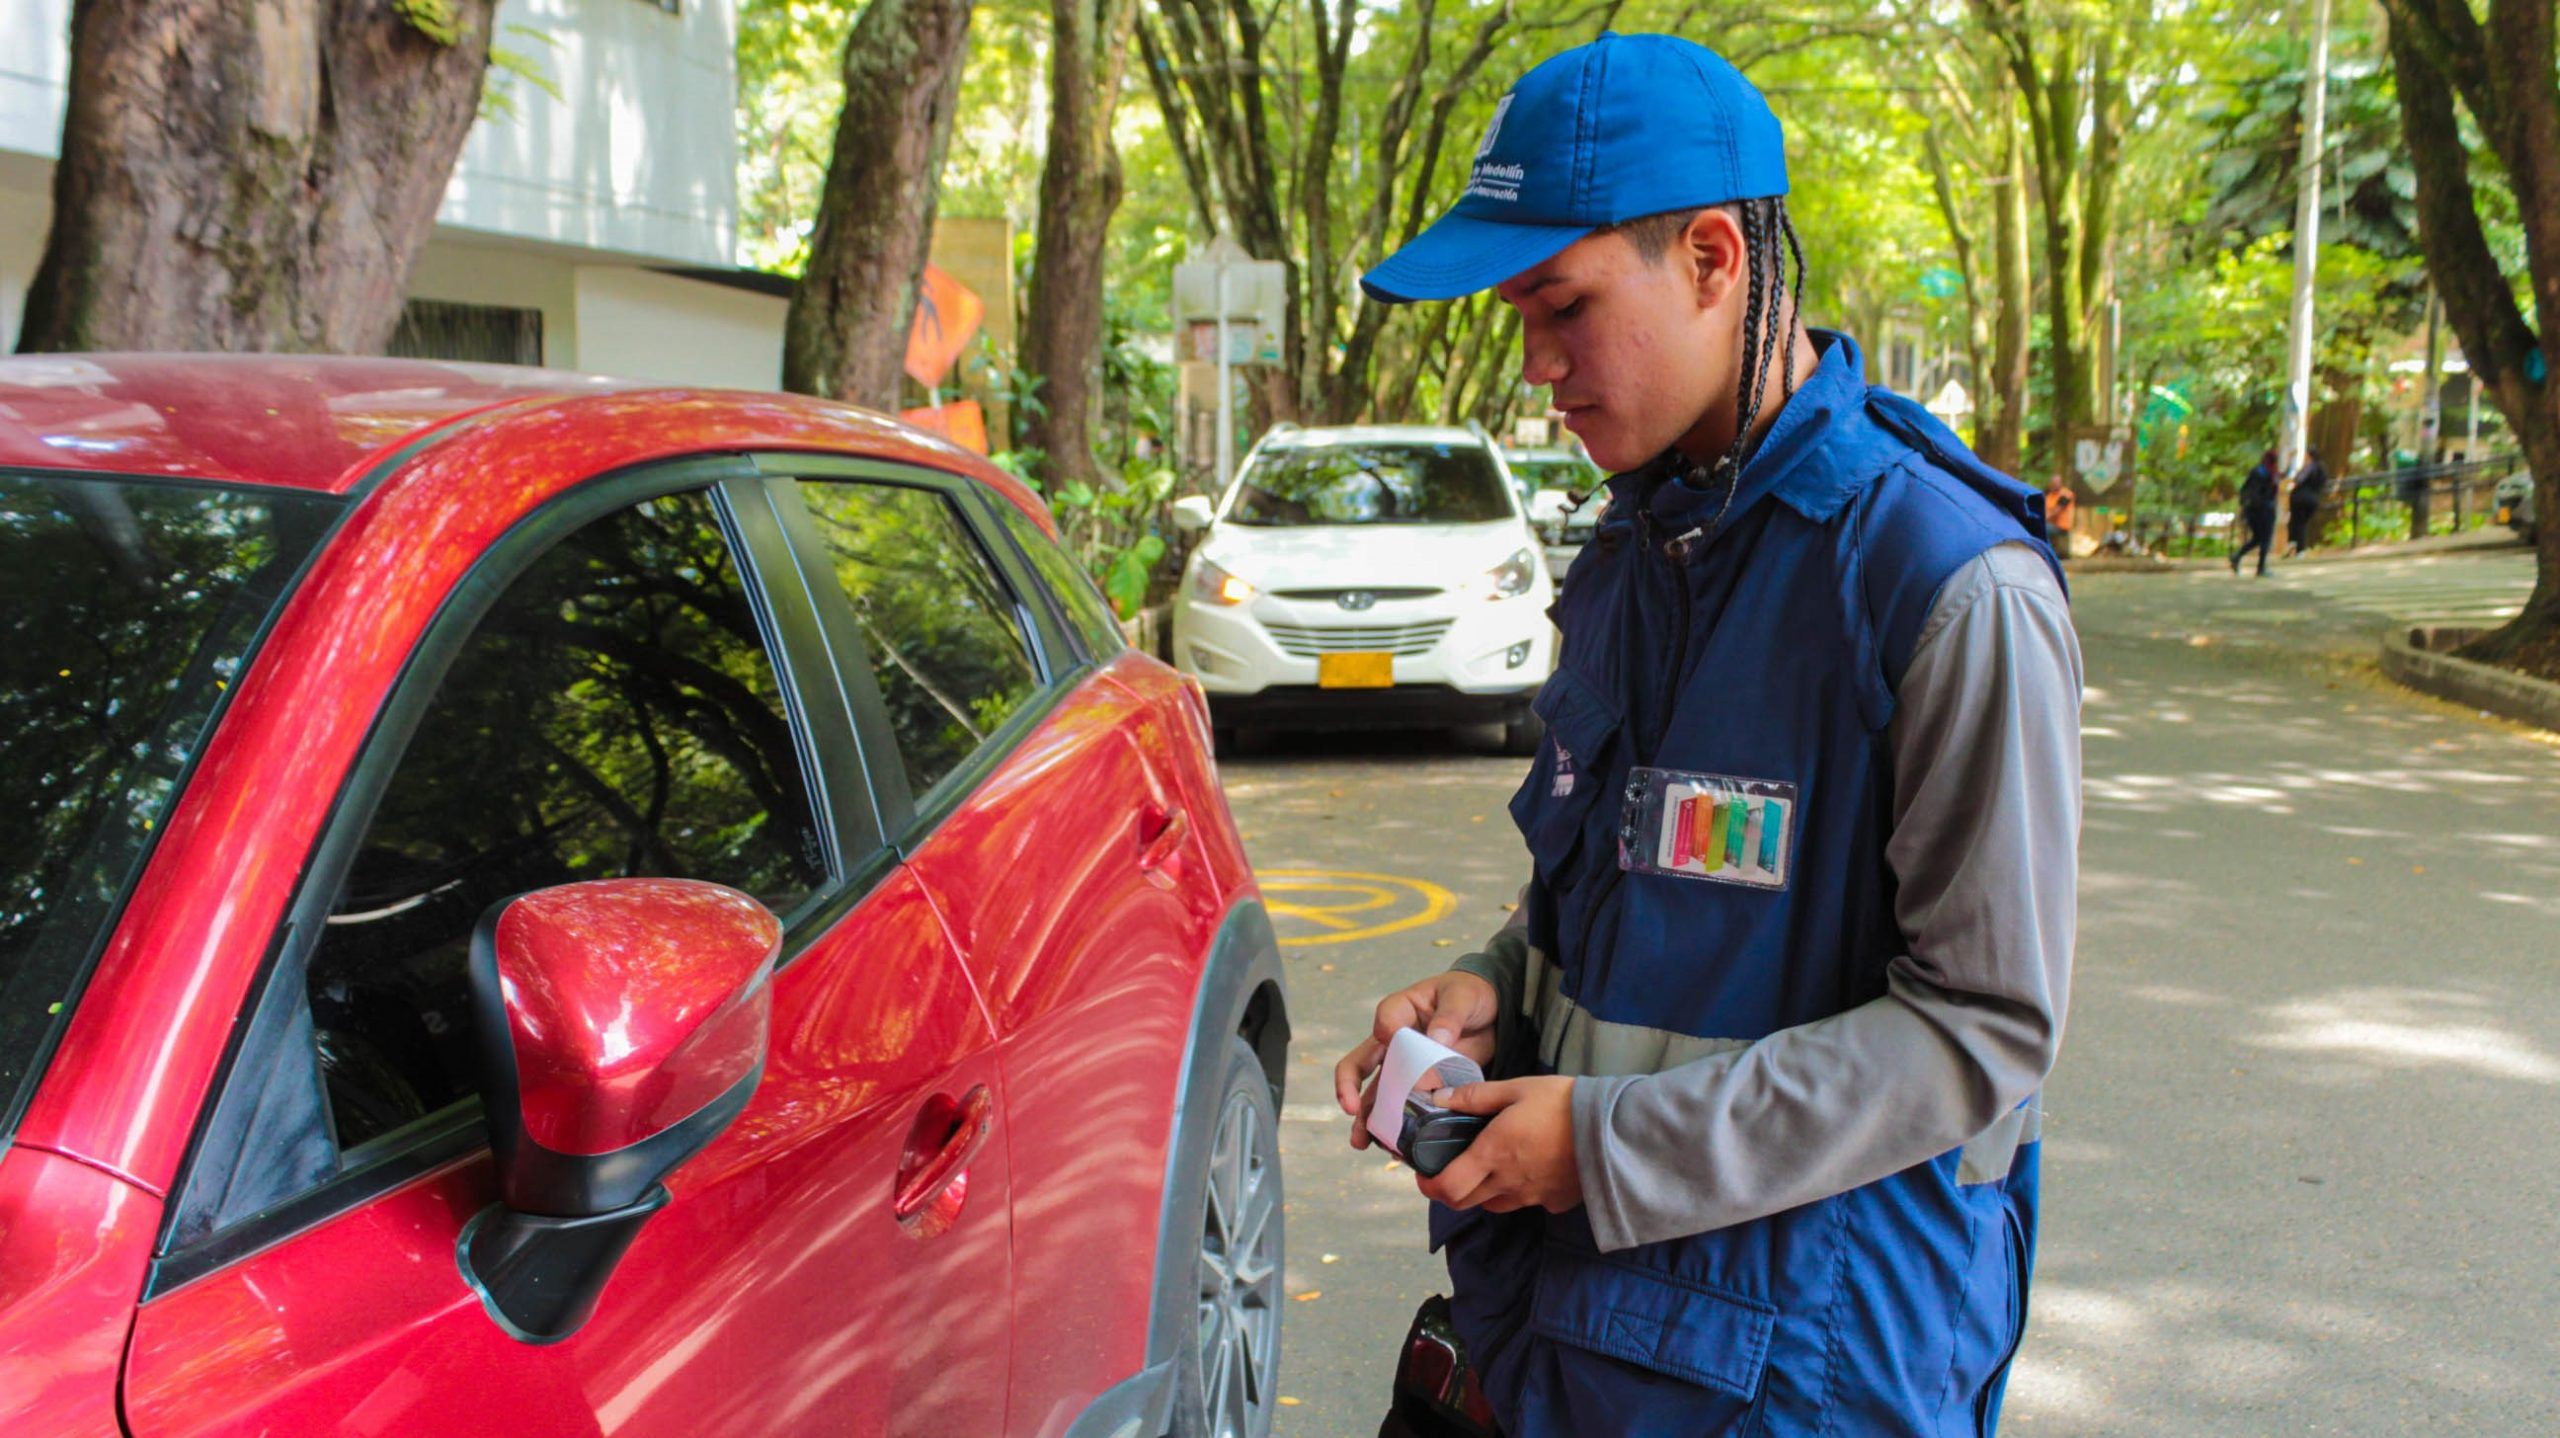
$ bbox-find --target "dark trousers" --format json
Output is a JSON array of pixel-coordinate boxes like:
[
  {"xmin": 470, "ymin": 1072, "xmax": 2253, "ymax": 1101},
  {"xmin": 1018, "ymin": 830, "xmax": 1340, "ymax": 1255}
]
[
  {"xmin": 2287, "ymin": 503, "xmax": 2319, "ymax": 553},
  {"xmin": 2233, "ymin": 505, "xmax": 2276, "ymax": 573}
]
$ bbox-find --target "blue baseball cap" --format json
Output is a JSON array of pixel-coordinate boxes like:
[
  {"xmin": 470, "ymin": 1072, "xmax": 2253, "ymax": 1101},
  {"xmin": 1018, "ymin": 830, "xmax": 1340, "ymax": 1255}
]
[{"xmin": 1360, "ymin": 33, "xmax": 1788, "ymax": 305}]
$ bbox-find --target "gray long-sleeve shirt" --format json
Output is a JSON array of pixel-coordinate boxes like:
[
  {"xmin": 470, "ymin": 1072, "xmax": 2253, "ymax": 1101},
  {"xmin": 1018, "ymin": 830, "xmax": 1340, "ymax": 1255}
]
[{"xmin": 1456, "ymin": 541, "xmax": 2081, "ymax": 1253}]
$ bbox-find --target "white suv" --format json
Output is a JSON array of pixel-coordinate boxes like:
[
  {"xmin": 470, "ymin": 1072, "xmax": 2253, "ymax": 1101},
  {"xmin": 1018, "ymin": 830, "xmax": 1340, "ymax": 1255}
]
[{"xmin": 1171, "ymin": 424, "xmax": 1555, "ymax": 753}]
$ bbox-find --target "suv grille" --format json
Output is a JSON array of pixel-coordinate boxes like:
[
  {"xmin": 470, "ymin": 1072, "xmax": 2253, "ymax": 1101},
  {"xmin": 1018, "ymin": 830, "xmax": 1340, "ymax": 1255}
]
[
  {"xmin": 1269, "ymin": 586, "xmax": 1444, "ymax": 602},
  {"xmin": 1263, "ymin": 619, "xmax": 1454, "ymax": 658}
]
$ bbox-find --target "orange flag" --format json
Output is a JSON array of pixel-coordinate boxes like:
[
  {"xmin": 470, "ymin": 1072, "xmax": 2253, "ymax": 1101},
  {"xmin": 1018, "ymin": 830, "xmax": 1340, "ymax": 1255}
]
[
  {"xmin": 900, "ymin": 399, "xmax": 989, "ymax": 455},
  {"xmin": 904, "ymin": 266, "xmax": 986, "ymax": 389}
]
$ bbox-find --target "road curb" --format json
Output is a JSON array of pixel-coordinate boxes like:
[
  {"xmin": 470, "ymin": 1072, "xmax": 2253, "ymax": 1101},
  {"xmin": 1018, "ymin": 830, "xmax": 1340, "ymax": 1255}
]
[
  {"xmin": 2063, "ymin": 554, "xmax": 2181, "ymax": 574},
  {"xmin": 2380, "ymin": 624, "xmax": 2560, "ymax": 733}
]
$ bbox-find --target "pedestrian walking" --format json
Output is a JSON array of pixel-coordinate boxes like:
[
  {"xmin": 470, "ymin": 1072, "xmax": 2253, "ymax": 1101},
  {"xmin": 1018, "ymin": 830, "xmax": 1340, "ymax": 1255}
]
[
  {"xmin": 2233, "ymin": 449, "xmax": 2279, "ymax": 574},
  {"xmin": 2045, "ymin": 480, "xmax": 2078, "ymax": 555},
  {"xmin": 1339, "ymin": 33, "xmax": 2082, "ymax": 1437},
  {"xmin": 2286, "ymin": 447, "xmax": 2331, "ymax": 556}
]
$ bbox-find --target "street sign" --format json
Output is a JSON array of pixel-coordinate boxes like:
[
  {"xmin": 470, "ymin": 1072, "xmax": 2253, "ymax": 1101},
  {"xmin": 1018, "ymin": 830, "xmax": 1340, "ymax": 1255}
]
[
  {"xmin": 1184, "ymin": 321, "xmax": 1270, "ymax": 365},
  {"xmin": 1919, "ymin": 264, "xmax": 1963, "ymax": 299},
  {"xmin": 2070, "ymin": 425, "xmax": 2133, "ymax": 499},
  {"xmin": 1925, "ymin": 378, "xmax": 1972, "ymax": 420},
  {"xmin": 1173, "ymin": 237, "xmax": 1286, "ymax": 365},
  {"xmin": 1174, "ymin": 235, "xmax": 1289, "ymax": 491}
]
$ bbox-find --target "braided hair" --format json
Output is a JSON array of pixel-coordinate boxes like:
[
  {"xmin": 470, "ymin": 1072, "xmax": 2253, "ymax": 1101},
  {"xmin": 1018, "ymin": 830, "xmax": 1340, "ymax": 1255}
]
[
  {"xmin": 1696, "ymin": 196, "xmax": 1806, "ymax": 504},
  {"xmin": 1608, "ymin": 198, "xmax": 1808, "ymax": 509}
]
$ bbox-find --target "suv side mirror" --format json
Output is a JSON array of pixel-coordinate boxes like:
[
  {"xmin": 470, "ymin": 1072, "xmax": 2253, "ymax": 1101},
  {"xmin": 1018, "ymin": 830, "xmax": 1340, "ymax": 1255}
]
[
  {"xmin": 1172, "ymin": 494, "xmax": 1216, "ymax": 533},
  {"xmin": 458, "ymin": 878, "xmax": 779, "ymax": 1342}
]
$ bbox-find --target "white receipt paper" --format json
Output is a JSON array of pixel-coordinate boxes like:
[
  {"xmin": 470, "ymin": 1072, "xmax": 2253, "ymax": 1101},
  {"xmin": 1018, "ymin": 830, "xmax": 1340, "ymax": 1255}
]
[{"xmin": 1365, "ymin": 1027, "xmax": 1485, "ymax": 1154}]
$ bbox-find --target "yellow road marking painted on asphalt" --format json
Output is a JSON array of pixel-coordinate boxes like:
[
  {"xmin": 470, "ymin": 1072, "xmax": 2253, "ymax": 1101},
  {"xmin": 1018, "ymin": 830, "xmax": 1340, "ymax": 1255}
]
[{"xmin": 1260, "ymin": 869, "xmax": 1458, "ymax": 948}]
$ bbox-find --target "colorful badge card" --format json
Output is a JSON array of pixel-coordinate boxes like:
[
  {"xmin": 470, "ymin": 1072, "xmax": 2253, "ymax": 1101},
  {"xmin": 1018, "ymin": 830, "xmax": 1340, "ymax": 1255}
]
[{"xmin": 1622, "ymin": 766, "xmax": 1799, "ymax": 891}]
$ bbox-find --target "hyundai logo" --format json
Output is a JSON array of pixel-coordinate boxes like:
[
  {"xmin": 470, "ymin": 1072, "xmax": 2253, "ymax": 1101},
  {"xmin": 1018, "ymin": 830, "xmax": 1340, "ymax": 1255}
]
[{"xmin": 1337, "ymin": 591, "xmax": 1378, "ymax": 612}]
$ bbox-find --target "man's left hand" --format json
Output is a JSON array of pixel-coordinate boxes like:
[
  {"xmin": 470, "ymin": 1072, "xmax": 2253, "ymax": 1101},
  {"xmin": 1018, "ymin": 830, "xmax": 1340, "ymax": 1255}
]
[{"xmin": 1414, "ymin": 1075, "xmax": 1583, "ymax": 1214}]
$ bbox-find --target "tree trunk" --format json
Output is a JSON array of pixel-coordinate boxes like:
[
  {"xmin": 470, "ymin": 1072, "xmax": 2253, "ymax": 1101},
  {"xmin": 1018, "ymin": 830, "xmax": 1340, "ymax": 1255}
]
[
  {"xmin": 2383, "ymin": 0, "xmax": 2560, "ymax": 656},
  {"xmin": 18, "ymin": 0, "xmax": 498, "ymax": 355},
  {"xmin": 1983, "ymin": 99, "xmax": 2032, "ymax": 474},
  {"xmin": 1978, "ymin": 0, "xmax": 2125, "ymax": 483},
  {"xmin": 784, "ymin": 0, "xmax": 976, "ymax": 408},
  {"xmin": 1919, "ymin": 121, "xmax": 1992, "ymax": 447},
  {"xmin": 1019, "ymin": 0, "xmax": 1136, "ymax": 489}
]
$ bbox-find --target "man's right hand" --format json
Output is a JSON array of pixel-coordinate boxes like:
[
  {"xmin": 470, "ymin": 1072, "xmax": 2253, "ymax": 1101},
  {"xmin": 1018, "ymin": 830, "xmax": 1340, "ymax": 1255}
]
[{"xmin": 1333, "ymin": 969, "xmax": 1501, "ymax": 1150}]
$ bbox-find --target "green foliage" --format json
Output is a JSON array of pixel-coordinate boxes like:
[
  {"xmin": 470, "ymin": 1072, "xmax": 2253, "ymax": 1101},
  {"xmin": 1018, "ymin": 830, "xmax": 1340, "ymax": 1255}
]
[
  {"xmin": 732, "ymin": 0, "xmax": 2482, "ymax": 539},
  {"xmin": 1041, "ymin": 457, "xmax": 1177, "ymax": 618},
  {"xmin": 482, "ymin": 27, "xmax": 563, "ymax": 123},
  {"xmin": 395, "ymin": 0, "xmax": 464, "ymax": 47},
  {"xmin": 736, "ymin": 0, "xmax": 864, "ymax": 273}
]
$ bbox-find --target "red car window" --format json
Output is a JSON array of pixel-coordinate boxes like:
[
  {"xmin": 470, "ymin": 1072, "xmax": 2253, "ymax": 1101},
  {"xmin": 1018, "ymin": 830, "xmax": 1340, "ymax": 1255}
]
[
  {"xmin": 796, "ymin": 481, "xmax": 1043, "ymax": 800},
  {"xmin": 0, "ymin": 472, "xmax": 338, "ymax": 1139},
  {"xmin": 988, "ymin": 496, "xmax": 1128, "ymax": 660},
  {"xmin": 303, "ymin": 489, "xmax": 824, "ymax": 1149}
]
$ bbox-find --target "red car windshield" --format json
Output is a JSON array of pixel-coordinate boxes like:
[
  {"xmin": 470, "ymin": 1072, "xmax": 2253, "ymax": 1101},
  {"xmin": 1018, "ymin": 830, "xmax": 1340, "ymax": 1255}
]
[{"xmin": 0, "ymin": 472, "xmax": 340, "ymax": 1136}]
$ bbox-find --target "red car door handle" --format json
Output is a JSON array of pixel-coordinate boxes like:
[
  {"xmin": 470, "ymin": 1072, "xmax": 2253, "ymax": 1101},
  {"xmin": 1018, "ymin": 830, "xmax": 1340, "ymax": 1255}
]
[
  {"xmin": 894, "ymin": 1085, "xmax": 994, "ymax": 1225},
  {"xmin": 1135, "ymin": 803, "xmax": 1189, "ymax": 870}
]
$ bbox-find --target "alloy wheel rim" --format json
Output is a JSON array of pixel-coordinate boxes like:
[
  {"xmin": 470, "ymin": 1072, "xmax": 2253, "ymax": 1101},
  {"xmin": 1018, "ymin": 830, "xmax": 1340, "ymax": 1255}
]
[{"xmin": 1195, "ymin": 1087, "xmax": 1280, "ymax": 1438}]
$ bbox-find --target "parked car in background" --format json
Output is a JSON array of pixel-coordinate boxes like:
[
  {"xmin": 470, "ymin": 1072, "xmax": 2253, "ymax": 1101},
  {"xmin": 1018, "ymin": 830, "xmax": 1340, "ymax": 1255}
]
[
  {"xmin": 1171, "ymin": 424, "xmax": 1555, "ymax": 754},
  {"xmin": 1505, "ymin": 445, "xmax": 1607, "ymax": 549},
  {"xmin": 2495, "ymin": 469, "xmax": 2538, "ymax": 542},
  {"xmin": 0, "ymin": 356, "xmax": 1288, "ymax": 1438}
]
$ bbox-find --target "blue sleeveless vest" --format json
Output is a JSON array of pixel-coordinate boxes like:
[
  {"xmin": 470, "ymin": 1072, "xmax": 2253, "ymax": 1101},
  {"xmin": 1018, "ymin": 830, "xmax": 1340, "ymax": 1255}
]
[{"xmin": 1442, "ymin": 333, "xmax": 2061, "ymax": 1436}]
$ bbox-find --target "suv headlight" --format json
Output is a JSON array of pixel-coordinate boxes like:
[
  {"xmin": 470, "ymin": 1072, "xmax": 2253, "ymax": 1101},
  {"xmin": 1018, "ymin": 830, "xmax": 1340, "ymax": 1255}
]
[
  {"xmin": 1480, "ymin": 547, "xmax": 1537, "ymax": 601},
  {"xmin": 1190, "ymin": 558, "xmax": 1257, "ymax": 606}
]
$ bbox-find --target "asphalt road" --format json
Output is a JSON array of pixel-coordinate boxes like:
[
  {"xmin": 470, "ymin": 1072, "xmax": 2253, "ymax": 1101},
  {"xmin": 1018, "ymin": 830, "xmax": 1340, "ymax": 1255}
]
[{"xmin": 1226, "ymin": 544, "xmax": 2560, "ymax": 1436}]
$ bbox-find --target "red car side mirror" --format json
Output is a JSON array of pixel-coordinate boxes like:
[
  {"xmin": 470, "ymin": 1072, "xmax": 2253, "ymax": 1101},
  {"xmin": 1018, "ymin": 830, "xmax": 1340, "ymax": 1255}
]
[{"xmin": 457, "ymin": 878, "xmax": 779, "ymax": 1342}]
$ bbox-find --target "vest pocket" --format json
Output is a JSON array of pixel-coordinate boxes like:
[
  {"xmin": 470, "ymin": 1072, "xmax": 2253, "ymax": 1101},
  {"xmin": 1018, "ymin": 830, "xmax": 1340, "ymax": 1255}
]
[
  {"xmin": 1972, "ymin": 1203, "xmax": 2030, "ymax": 1435},
  {"xmin": 1528, "ymin": 1243, "xmax": 1777, "ymax": 1412},
  {"xmin": 1514, "ymin": 666, "xmax": 1624, "ymax": 878}
]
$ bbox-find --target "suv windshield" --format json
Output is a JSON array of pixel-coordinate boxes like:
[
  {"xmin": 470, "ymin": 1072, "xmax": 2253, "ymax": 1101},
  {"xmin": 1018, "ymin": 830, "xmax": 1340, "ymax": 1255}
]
[
  {"xmin": 1507, "ymin": 452, "xmax": 1602, "ymax": 494},
  {"xmin": 0, "ymin": 473, "xmax": 339, "ymax": 1136},
  {"xmin": 1228, "ymin": 441, "xmax": 1515, "ymax": 526}
]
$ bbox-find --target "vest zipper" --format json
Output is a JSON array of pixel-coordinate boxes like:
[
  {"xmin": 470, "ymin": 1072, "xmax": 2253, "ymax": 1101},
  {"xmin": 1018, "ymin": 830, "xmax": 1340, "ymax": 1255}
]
[{"xmin": 1659, "ymin": 517, "xmax": 1695, "ymax": 752}]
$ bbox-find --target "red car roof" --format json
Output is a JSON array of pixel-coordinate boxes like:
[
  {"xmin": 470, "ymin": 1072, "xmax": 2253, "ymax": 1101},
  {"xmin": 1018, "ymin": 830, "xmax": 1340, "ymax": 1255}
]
[
  {"xmin": 0, "ymin": 354, "xmax": 638, "ymax": 492},
  {"xmin": 0, "ymin": 354, "xmax": 1049, "ymax": 528}
]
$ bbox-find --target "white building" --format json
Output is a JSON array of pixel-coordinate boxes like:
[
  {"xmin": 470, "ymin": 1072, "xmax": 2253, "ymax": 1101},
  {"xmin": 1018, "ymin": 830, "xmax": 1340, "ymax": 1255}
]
[{"xmin": 0, "ymin": 0, "xmax": 788, "ymax": 388}]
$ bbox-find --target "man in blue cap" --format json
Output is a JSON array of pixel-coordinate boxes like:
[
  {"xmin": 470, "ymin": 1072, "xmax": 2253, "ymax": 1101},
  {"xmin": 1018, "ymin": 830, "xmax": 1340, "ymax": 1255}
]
[{"xmin": 1333, "ymin": 33, "xmax": 2082, "ymax": 1436}]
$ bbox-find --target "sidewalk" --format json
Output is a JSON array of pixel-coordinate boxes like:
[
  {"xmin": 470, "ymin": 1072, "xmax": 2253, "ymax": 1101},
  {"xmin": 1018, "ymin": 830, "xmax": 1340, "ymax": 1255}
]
[
  {"xmin": 2017, "ymin": 571, "xmax": 2560, "ymax": 1435},
  {"xmin": 2282, "ymin": 525, "xmax": 2529, "ymax": 566},
  {"xmin": 2072, "ymin": 526, "xmax": 2529, "ymax": 575}
]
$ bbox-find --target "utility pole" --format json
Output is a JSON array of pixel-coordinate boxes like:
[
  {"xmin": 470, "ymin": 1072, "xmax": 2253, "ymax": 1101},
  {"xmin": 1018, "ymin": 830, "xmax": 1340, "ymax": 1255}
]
[
  {"xmin": 2465, "ymin": 359, "xmax": 2482, "ymax": 457},
  {"xmin": 1215, "ymin": 256, "xmax": 1234, "ymax": 492},
  {"xmin": 2420, "ymin": 289, "xmax": 2445, "ymax": 464},
  {"xmin": 2280, "ymin": 0, "xmax": 2334, "ymax": 479},
  {"xmin": 2413, "ymin": 288, "xmax": 2443, "ymax": 539}
]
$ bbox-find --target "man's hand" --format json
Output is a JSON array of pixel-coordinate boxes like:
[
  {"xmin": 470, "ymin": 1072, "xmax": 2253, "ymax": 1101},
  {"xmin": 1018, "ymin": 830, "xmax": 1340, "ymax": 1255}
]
[
  {"xmin": 1333, "ymin": 969, "xmax": 1500, "ymax": 1150},
  {"xmin": 1416, "ymin": 1076, "xmax": 1582, "ymax": 1214}
]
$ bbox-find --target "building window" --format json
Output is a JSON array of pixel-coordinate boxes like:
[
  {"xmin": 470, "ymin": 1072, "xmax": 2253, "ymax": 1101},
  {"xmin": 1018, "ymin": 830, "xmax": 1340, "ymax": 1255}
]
[{"xmin": 388, "ymin": 300, "xmax": 544, "ymax": 366}]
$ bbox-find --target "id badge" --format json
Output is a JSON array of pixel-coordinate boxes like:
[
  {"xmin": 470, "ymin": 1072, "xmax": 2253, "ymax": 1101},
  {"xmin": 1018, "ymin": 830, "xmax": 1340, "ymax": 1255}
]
[{"xmin": 1621, "ymin": 766, "xmax": 1798, "ymax": 890}]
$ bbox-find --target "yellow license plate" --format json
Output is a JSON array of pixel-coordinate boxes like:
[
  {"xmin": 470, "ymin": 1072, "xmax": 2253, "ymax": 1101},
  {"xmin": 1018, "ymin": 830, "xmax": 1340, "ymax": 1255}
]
[{"xmin": 1318, "ymin": 652, "xmax": 1395, "ymax": 689}]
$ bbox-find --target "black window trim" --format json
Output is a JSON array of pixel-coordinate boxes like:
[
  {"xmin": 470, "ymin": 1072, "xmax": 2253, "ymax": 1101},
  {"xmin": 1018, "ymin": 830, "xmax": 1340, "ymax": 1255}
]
[
  {"xmin": 147, "ymin": 456, "xmax": 894, "ymax": 1300},
  {"xmin": 747, "ymin": 454, "xmax": 1096, "ymax": 857}
]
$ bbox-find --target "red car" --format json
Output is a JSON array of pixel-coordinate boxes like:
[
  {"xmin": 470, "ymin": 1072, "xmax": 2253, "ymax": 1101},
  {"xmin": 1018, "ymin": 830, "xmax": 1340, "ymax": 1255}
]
[{"xmin": 0, "ymin": 356, "xmax": 1289, "ymax": 1438}]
